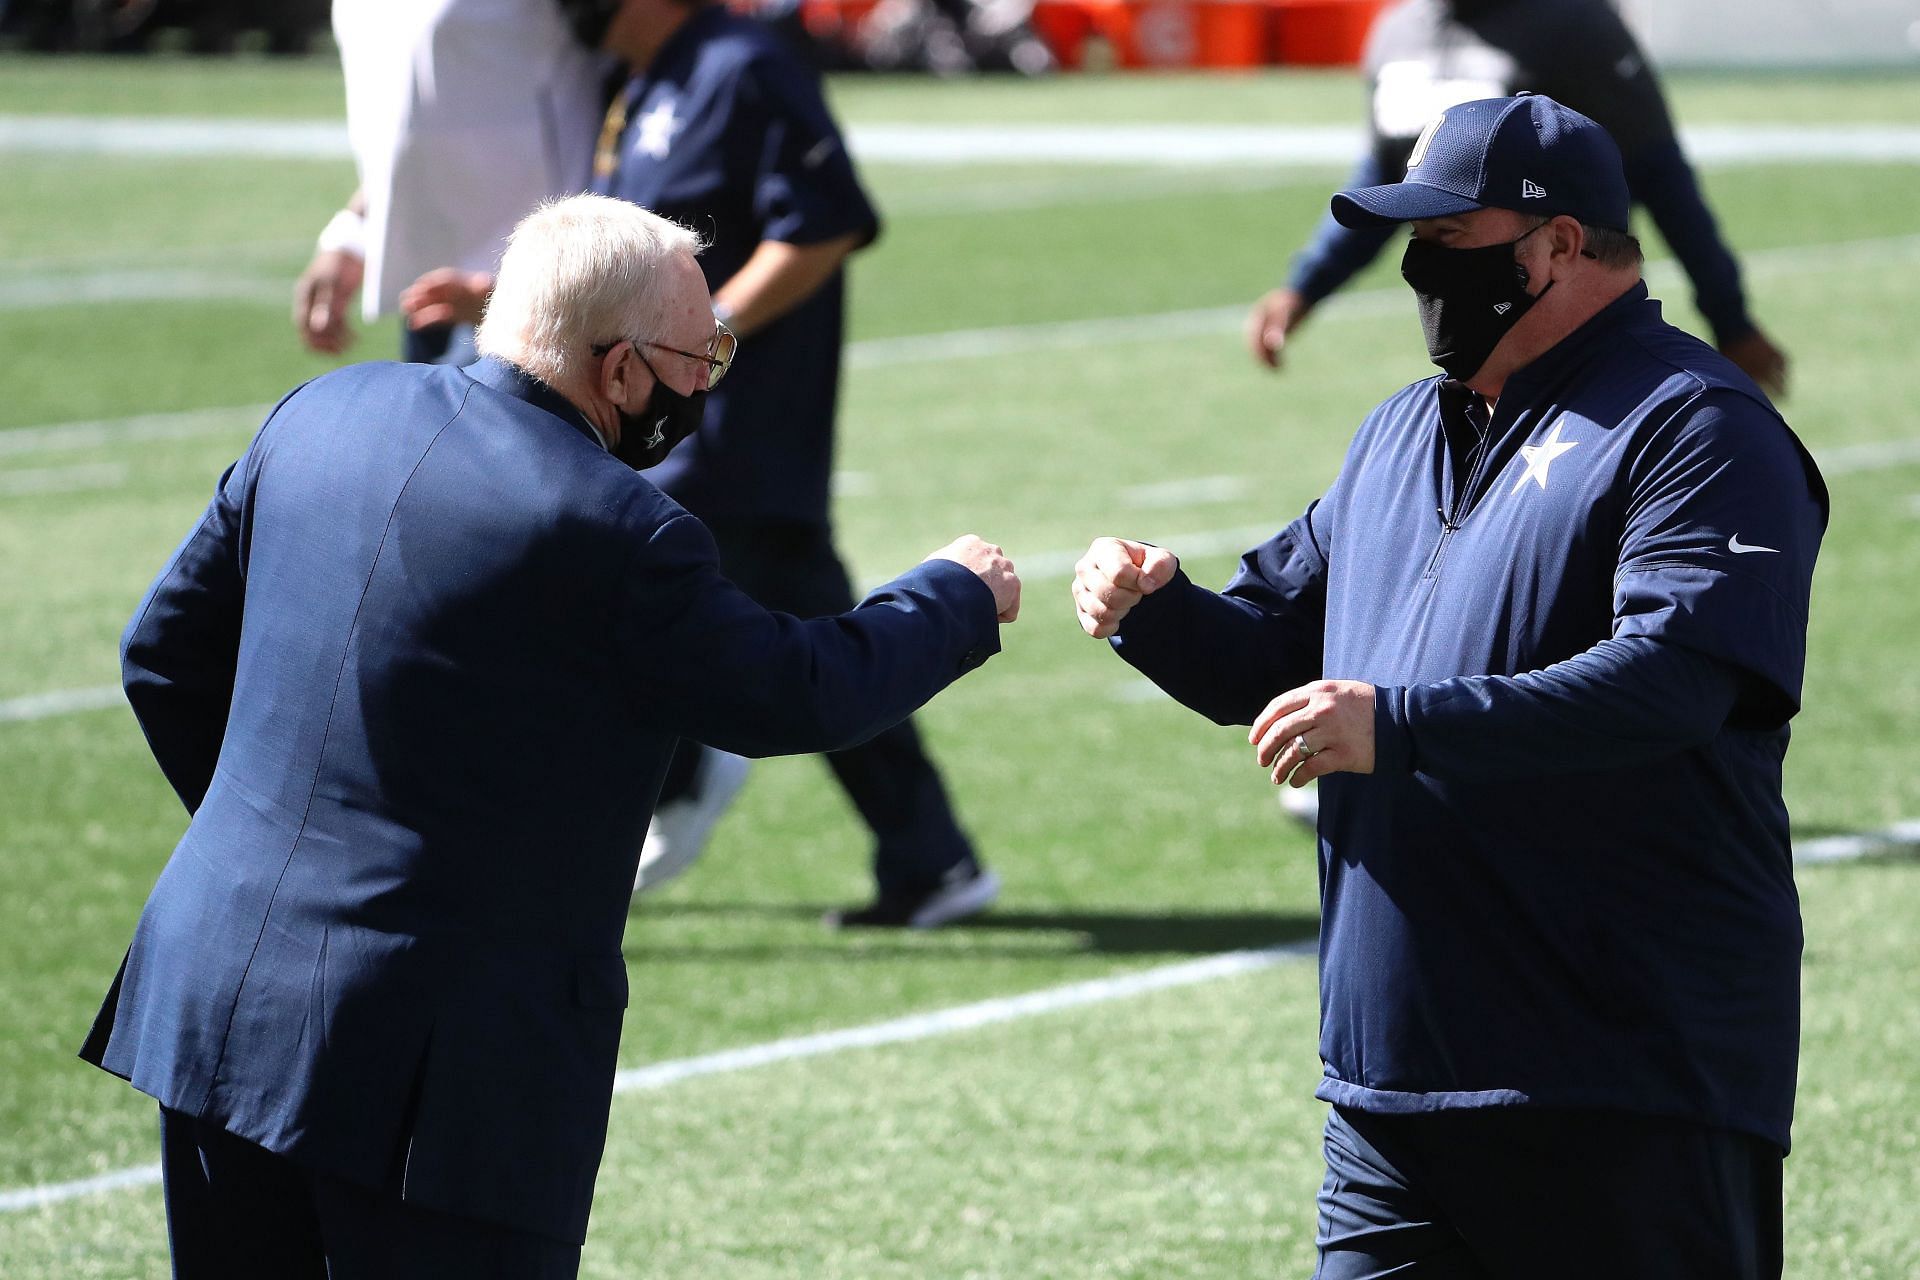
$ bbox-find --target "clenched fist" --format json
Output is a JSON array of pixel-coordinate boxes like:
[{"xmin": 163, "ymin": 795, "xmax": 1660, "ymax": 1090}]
[
  {"xmin": 1072, "ymin": 537, "xmax": 1179, "ymax": 639},
  {"xmin": 929, "ymin": 535, "xmax": 1021, "ymax": 622}
]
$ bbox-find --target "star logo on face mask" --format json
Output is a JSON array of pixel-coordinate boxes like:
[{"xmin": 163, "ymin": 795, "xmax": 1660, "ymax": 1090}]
[
  {"xmin": 634, "ymin": 99, "xmax": 680, "ymax": 160},
  {"xmin": 1512, "ymin": 420, "xmax": 1579, "ymax": 493}
]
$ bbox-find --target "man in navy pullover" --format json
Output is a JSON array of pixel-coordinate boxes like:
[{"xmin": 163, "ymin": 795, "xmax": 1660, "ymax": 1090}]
[{"xmin": 1076, "ymin": 96, "xmax": 1824, "ymax": 1277}]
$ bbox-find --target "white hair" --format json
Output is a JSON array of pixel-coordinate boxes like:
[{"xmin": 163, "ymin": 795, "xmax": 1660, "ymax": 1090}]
[{"xmin": 475, "ymin": 194, "xmax": 704, "ymax": 385}]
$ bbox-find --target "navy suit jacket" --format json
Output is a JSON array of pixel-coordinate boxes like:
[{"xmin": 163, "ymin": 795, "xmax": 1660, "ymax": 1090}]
[{"xmin": 81, "ymin": 357, "xmax": 998, "ymax": 1243}]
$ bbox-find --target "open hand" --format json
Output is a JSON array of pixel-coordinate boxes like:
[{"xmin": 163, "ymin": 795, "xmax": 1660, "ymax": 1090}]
[
  {"xmin": 1245, "ymin": 287, "xmax": 1310, "ymax": 370},
  {"xmin": 293, "ymin": 248, "xmax": 364, "ymax": 355},
  {"xmin": 1250, "ymin": 679, "xmax": 1376, "ymax": 786},
  {"xmin": 399, "ymin": 268, "xmax": 495, "ymax": 331},
  {"xmin": 1719, "ymin": 328, "xmax": 1788, "ymax": 400}
]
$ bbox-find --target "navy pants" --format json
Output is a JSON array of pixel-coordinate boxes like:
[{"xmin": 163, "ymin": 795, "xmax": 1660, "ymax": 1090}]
[
  {"xmin": 1314, "ymin": 1105, "xmax": 1784, "ymax": 1279},
  {"xmin": 400, "ymin": 322, "xmax": 476, "ymax": 367},
  {"xmin": 159, "ymin": 1107, "xmax": 580, "ymax": 1279},
  {"xmin": 657, "ymin": 518, "xmax": 975, "ymax": 898}
]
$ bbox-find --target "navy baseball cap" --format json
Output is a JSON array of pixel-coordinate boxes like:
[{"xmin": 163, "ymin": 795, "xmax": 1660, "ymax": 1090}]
[{"xmin": 1331, "ymin": 94, "xmax": 1631, "ymax": 232}]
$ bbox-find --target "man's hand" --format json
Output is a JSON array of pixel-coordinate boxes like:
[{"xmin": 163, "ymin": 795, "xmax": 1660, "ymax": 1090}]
[
  {"xmin": 399, "ymin": 268, "xmax": 496, "ymax": 331},
  {"xmin": 929, "ymin": 535, "xmax": 1021, "ymax": 623},
  {"xmin": 1245, "ymin": 287, "xmax": 1311, "ymax": 370},
  {"xmin": 1072, "ymin": 537, "xmax": 1179, "ymax": 639},
  {"xmin": 293, "ymin": 248, "xmax": 365, "ymax": 355},
  {"xmin": 1719, "ymin": 328, "xmax": 1789, "ymax": 400},
  {"xmin": 1250, "ymin": 679, "xmax": 1376, "ymax": 786}
]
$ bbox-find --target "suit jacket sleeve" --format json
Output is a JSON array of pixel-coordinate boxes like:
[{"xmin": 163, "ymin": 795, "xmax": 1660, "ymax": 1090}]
[
  {"xmin": 618, "ymin": 512, "xmax": 998, "ymax": 755},
  {"xmin": 121, "ymin": 457, "xmax": 251, "ymax": 813}
]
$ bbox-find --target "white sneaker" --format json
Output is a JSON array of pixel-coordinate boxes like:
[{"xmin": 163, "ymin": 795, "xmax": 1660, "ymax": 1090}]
[
  {"xmin": 634, "ymin": 749, "xmax": 751, "ymax": 894},
  {"xmin": 910, "ymin": 865, "xmax": 1001, "ymax": 929},
  {"xmin": 824, "ymin": 862, "xmax": 1001, "ymax": 930},
  {"xmin": 1278, "ymin": 779, "xmax": 1320, "ymax": 830}
]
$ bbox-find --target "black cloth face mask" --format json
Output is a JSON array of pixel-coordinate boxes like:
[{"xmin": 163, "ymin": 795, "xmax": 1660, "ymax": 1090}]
[
  {"xmin": 557, "ymin": 0, "xmax": 621, "ymax": 50},
  {"xmin": 1399, "ymin": 223, "xmax": 1552, "ymax": 381},
  {"xmin": 612, "ymin": 349, "xmax": 706, "ymax": 470}
]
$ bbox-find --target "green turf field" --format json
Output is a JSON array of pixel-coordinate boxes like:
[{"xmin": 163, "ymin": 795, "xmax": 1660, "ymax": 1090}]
[{"xmin": 3, "ymin": 55, "xmax": 1919, "ymax": 1277}]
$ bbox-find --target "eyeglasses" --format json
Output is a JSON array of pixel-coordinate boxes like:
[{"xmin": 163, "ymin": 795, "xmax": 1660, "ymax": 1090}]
[{"xmin": 593, "ymin": 319, "xmax": 737, "ymax": 388}]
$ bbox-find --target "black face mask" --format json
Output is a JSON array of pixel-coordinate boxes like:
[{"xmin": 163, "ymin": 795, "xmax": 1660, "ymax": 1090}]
[
  {"xmin": 1399, "ymin": 224, "xmax": 1551, "ymax": 381},
  {"xmin": 556, "ymin": 0, "xmax": 621, "ymax": 50},
  {"xmin": 612, "ymin": 372, "xmax": 706, "ymax": 470}
]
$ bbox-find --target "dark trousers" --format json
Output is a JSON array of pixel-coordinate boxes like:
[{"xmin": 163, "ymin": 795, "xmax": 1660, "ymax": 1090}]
[
  {"xmin": 401, "ymin": 322, "xmax": 476, "ymax": 367},
  {"xmin": 400, "ymin": 322, "xmax": 453, "ymax": 365},
  {"xmin": 159, "ymin": 1107, "xmax": 580, "ymax": 1280},
  {"xmin": 1314, "ymin": 1105, "xmax": 1784, "ymax": 1280},
  {"xmin": 657, "ymin": 518, "xmax": 974, "ymax": 898}
]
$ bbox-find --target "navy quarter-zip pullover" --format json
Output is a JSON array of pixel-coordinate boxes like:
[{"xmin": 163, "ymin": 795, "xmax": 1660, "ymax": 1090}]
[{"xmin": 1114, "ymin": 284, "xmax": 1826, "ymax": 1150}]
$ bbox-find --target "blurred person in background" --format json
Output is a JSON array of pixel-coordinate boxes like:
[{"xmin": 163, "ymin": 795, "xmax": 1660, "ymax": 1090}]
[
  {"xmin": 292, "ymin": 0, "xmax": 605, "ymax": 363},
  {"xmin": 1081, "ymin": 97, "xmax": 1823, "ymax": 1278},
  {"xmin": 85, "ymin": 194, "xmax": 1018, "ymax": 1279},
  {"xmin": 406, "ymin": 0, "xmax": 1001, "ymax": 929},
  {"xmin": 1246, "ymin": 0, "xmax": 1790, "ymax": 398}
]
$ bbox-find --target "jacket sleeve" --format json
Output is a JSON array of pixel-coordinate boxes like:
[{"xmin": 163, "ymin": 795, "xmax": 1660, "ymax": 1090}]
[
  {"xmin": 1624, "ymin": 140, "xmax": 1754, "ymax": 346},
  {"xmin": 1287, "ymin": 150, "xmax": 1402, "ymax": 307},
  {"xmin": 617, "ymin": 512, "xmax": 998, "ymax": 755},
  {"xmin": 1373, "ymin": 634, "xmax": 1742, "ymax": 782},
  {"xmin": 120, "ymin": 460, "xmax": 249, "ymax": 812},
  {"xmin": 1109, "ymin": 506, "xmax": 1330, "ymax": 726}
]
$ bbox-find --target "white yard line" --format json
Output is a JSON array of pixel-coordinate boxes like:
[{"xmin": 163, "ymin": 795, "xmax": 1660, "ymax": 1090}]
[
  {"xmin": 0, "ymin": 238, "xmax": 311, "ymax": 275},
  {"xmin": 0, "ymin": 115, "xmax": 351, "ymax": 159},
  {"xmin": 1818, "ymin": 440, "xmax": 1920, "ymax": 476},
  {"xmin": 6, "ymin": 117, "xmax": 1920, "ymax": 165},
  {"xmin": 1792, "ymin": 820, "xmax": 1920, "ymax": 865},
  {"xmin": 845, "ymin": 301, "xmax": 1256, "ymax": 368},
  {"xmin": 0, "ymin": 462, "xmax": 129, "ymax": 498},
  {"xmin": 881, "ymin": 167, "xmax": 1334, "ymax": 217},
  {"xmin": 0, "ymin": 686, "xmax": 122, "ymax": 723},
  {"xmin": 610, "ymin": 939, "xmax": 1312, "ymax": 1092},
  {"xmin": 0, "ymin": 1164, "xmax": 166, "ymax": 1214},
  {"xmin": 1120, "ymin": 475, "xmax": 1251, "ymax": 508},
  {"xmin": 0, "ymin": 940, "xmax": 1314, "ymax": 1214},
  {"xmin": 0, "ymin": 404, "xmax": 273, "ymax": 459},
  {"xmin": 7, "ymin": 794, "xmax": 1920, "ymax": 1214},
  {"xmin": 0, "ymin": 268, "xmax": 285, "ymax": 311}
]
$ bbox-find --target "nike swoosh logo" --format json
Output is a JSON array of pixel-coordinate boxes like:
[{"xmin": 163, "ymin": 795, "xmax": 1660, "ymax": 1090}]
[{"xmin": 1727, "ymin": 533, "xmax": 1779, "ymax": 555}]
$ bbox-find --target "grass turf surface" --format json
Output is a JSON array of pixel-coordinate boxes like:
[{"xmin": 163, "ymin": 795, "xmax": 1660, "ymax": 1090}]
[{"xmin": 2, "ymin": 57, "xmax": 1919, "ymax": 1277}]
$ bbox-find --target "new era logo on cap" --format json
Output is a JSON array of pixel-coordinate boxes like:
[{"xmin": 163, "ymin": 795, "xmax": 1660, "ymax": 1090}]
[
  {"xmin": 1407, "ymin": 114, "xmax": 1445, "ymax": 171},
  {"xmin": 1328, "ymin": 95, "xmax": 1632, "ymax": 232}
]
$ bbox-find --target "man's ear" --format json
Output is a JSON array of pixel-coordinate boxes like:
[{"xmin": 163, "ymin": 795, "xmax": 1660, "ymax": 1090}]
[
  {"xmin": 599, "ymin": 343, "xmax": 633, "ymax": 404},
  {"xmin": 1549, "ymin": 215, "xmax": 1588, "ymax": 268}
]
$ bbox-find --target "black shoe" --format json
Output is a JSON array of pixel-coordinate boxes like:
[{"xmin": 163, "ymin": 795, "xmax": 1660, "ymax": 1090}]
[{"xmin": 825, "ymin": 862, "xmax": 1001, "ymax": 930}]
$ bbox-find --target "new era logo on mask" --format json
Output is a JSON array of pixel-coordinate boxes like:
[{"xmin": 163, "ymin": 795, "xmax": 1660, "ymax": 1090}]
[
  {"xmin": 1493, "ymin": 302, "xmax": 1513, "ymax": 315},
  {"xmin": 1522, "ymin": 179, "xmax": 1548, "ymax": 199}
]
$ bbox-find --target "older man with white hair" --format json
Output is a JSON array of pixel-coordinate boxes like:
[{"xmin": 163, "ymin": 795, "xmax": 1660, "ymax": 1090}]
[{"xmin": 82, "ymin": 193, "xmax": 1019, "ymax": 1280}]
